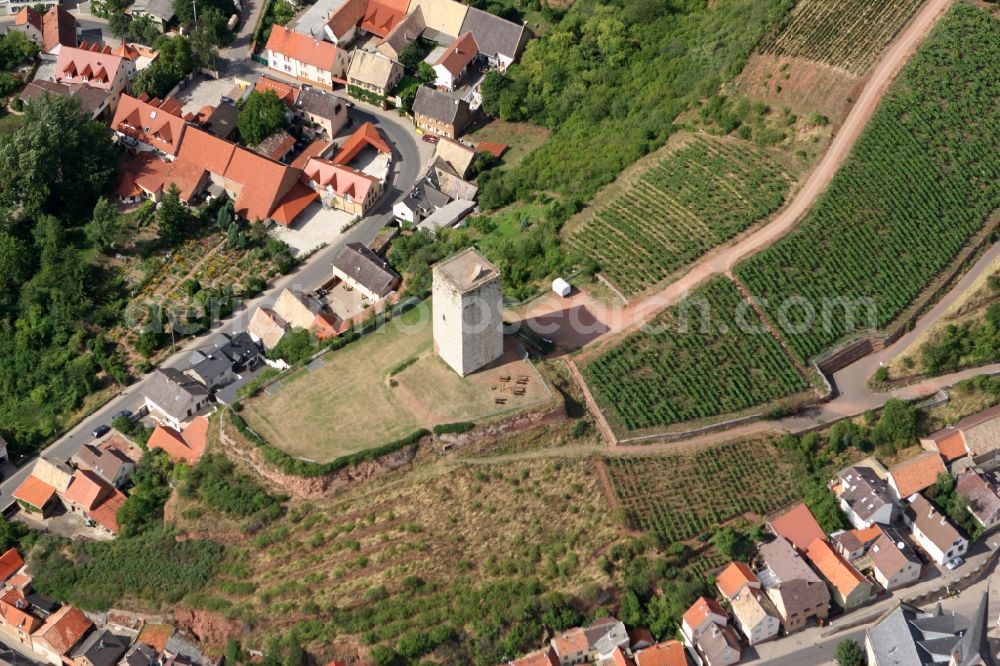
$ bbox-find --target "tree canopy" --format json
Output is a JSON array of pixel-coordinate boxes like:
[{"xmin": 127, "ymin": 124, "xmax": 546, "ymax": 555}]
[{"xmin": 238, "ymin": 90, "xmax": 288, "ymax": 145}]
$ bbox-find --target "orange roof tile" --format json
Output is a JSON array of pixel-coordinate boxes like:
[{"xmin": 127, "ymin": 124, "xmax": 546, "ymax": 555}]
[
  {"xmin": 89, "ymin": 489, "xmax": 126, "ymax": 534},
  {"xmin": 331, "ymin": 121, "xmax": 391, "ymax": 165},
  {"xmin": 13, "ymin": 475, "xmax": 56, "ymax": 510},
  {"xmin": 890, "ymin": 452, "xmax": 947, "ymax": 499},
  {"xmin": 255, "ymin": 75, "xmax": 299, "ymax": 109},
  {"xmin": 715, "ymin": 561, "xmax": 758, "ymax": 599},
  {"xmin": 271, "ymin": 181, "xmax": 318, "ymax": 226},
  {"xmin": 291, "ymin": 139, "xmax": 332, "ymax": 169},
  {"xmin": 608, "ymin": 647, "xmax": 631, "ymax": 666},
  {"xmin": 551, "ymin": 627, "xmax": 588, "ymax": 656},
  {"xmin": 228, "ymin": 147, "xmax": 300, "ymax": 222},
  {"xmin": 15, "ymin": 7, "xmax": 41, "ymax": 31},
  {"xmin": 361, "ymin": 0, "xmax": 406, "ymax": 37},
  {"xmin": 62, "ymin": 469, "xmax": 112, "ymax": 511},
  {"xmin": 36, "ymin": 606, "xmax": 93, "ymax": 656},
  {"xmin": 265, "ymin": 25, "xmax": 340, "ymax": 71},
  {"xmin": 148, "ymin": 416, "xmax": 208, "ymax": 465},
  {"xmin": 303, "ymin": 158, "xmax": 378, "ymax": 203},
  {"xmin": 0, "ymin": 588, "xmax": 42, "ymax": 635},
  {"xmin": 326, "ymin": 0, "xmax": 367, "ymax": 38},
  {"xmin": 436, "ymin": 32, "xmax": 478, "ymax": 77},
  {"xmin": 112, "ymin": 94, "xmax": 188, "ymax": 156},
  {"xmin": 635, "ymin": 641, "xmax": 687, "ymax": 666},
  {"xmin": 175, "ymin": 125, "xmax": 235, "ymax": 178},
  {"xmin": 476, "ymin": 141, "xmax": 507, "ymax": 158},
  {"xmin": 936, "ymin": 431, "xmax": 968, "ymax": 462},
  {"xmin": 682, "ymin": 596, "xmax": 726, "ymax": 632},
  {"xmin": 511, "ymin": 648, "xmax": 559, "ymax": 666},
  {"xmin": 769, "ymin": 503, "xmax": 826, "ymax": 551},
  {"xmin": 806, "ymin": 537, "xmax": 868, "ymax": 598},
  {"xmin": 0, "ymin": 548, "xmax": 24, "ymax": 582},
  {"xmin": 55, "ymin": 45, "xmax": 123, "ymax": 90},
  {"xmin": 42, "ymin": 6, "xmax": 77, "ymax": 52}
]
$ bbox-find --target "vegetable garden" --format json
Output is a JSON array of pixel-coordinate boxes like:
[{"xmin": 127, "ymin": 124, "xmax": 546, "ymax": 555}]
[
  {"xmin": 570, "ymin": 136, "xmax": 792, "ymax": 296},
  {"xmin": 605, "ymin": 440, "xmax": 798, "ymax": 544},
  {"xmin": 583, "ymin": 278, "xmax": 808, "ymax": 431},
  {"xmin": 757, "ymin": 0, "xmax": 924, "ymax": 75},
  {"xmin": 737, "ymin": 5, "xmax": 1000, "ymax": 362}
]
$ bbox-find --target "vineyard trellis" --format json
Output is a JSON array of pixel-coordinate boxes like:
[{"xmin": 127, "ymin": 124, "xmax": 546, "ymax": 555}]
[
  {"xmin": 583, "ymin": 278, "xmax": 808, "ymax": 431},
  {"xmin": 570, "ymin": 136, "xmax": 792, "ymax": 297},
  {"xmin": 604, "ymin": 440, "xmax": 798, "ymax": 545},
  {"xmin": 757, "ymin": 0, "xmax": 925, "ymax": 75},
  {"xmin": 737, "ymin": 5, "xmax": 1000, "ymax": 362}
]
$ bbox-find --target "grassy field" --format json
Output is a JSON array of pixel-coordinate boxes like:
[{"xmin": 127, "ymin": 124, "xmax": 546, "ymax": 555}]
[
  {"xmin": 737, "ymin": 5, "xmax": 1000, "ymax": 362},
  {"xmin": 605, "ymin": 439, "xmax": 798, "ymax": 545},
  {"xmin": 241, "ymin": 308, "xmax": 550, "ymax": 461},
  {"xmin": 582, "ymin": 277, "xmax": 810, "ymax": 433},
  {"xmin": 757, "ymin": 0, "xmax": 924, "ymax": 74},
  {"xmin": 567, "ymin": 135, "xmax": 794, "ymax": 296},
  {"xmin": 469, "ymin": 120, "xmax": 550, "ymax": 171}
]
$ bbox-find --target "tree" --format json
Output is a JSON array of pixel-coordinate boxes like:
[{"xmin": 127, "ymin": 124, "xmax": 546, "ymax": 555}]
[
  {"xmin": 828, "ymin": 420, "xmax": 868, "ymax": 454},
  {"xmin": 86, "ymin": 198, "xmax": 123, "ymax": 252},
  {"xmin": 398, "ymin": 37, "xmax": 429, "ymax": 70},
  {"xmin": 0, "ymin": 31, "xmax": 39, "ymax": 70},
  {"xmin": 836, "ymin": 639, "xmax": 865, "ymax": 666},
  {"xmin": 872, "ymin": 398, "xmax": 918, "ymax": 451},
  {"xmin": 189, "ymin": 20, "xmax": 220, "ymax": 70},
  {"xmin": 710, "ymin": 526, "xmax": 751, "ymax": 560},
  {"xmin": 108, "ymin": 12, "xmax": 131, "ymax": 39},
  {"xmin": 238, "ymin": 90, "xmax": 288, "ymax": 145},
  {"xmin": 156, "ymin": 185, "xmax": 187, "ymax": 245},
  {"xmin": 267, "ymin": 328, "xmax": 315, "ymax": 365},
  {"xmin": 480, "ymin": 71, "xmax": 510, "ymax": 117},
  {"xmin": 417, "ymin": 61, "xmax": 436, "ymax": 84},
  {"xmin": 174, "ymin": 0, "xmax": 235, "ymax": 25}
]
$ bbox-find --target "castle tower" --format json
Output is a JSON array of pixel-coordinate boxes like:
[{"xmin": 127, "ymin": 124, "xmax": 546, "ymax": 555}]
[{"xmin": 432, "ymin": 248, "xmax": 503, "ymax": 376}]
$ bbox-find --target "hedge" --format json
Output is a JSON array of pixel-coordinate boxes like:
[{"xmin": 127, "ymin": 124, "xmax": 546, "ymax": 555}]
[
  {"xmin": 432, "ymin": 422, "xmax": 475, "ymax": 435},
  {"xmin": 348, "ymin": 84, "xmax": 386, "ymax": 107},
  {"xmin": 229, "ymin": 408, "xmax": 429, "ymax": 477}
]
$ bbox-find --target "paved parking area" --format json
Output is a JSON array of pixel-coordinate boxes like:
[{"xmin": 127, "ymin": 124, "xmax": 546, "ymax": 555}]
[
  {"xmin": 12, "ymin": 504, "xmax": 111, "ymax": 541},
  {"xmin": 175, "ymin": 75, "xmax": 246, "ymax": 114},
  {"xmin": 269, "ymin": 202, "xmax": 354, "ymax": 256},
  {"xmin": 324, "ymin": 282, "xmax": 367, "ymax": 319}
]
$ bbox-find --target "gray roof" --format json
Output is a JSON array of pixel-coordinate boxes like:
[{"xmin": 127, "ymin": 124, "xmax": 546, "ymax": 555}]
[
  {"xmin": 72, "ymin": 444, "xmax": 131, "ymax": 486},
  {"xmin": 432, "ymin": 160, "xmax": 478, "ymax": 201},
  {"xmin": 866, "ymin": 602, "xmax": 967, "ymax": 666},
  {"xmin": 123, "ymin": 643, "xmax": 158, "ymax": 666},
  {"xmin": 416, "ymin": 198, "xmax": 475, "ymax": 234},
  {"xmin": 143, "ymin": 368, "xmax": 208, "ymax": 421},
  {"xmin": 839, "ymin": 465, "xmax": 893, "ymax": 521},
  {"xmin": 904, "ymin": 494, "xmax": 965, "ymax": 552},
  {"xmin": 400, "ymin": 176, "xmax": 452, "ymax": 219},
  {"xmin": 952, "ymin": 589, "xmax": 989, "ymax": 666},
  {"xmin": 20, "ymin": 80, "xmax": 107, "ymax": 117},
  {"xmin": 379, "ymin": 5, "xmax": 425, "ymax": 57},
  {"xmin": 459, "ymin": 6, "xmax": 528, "ymax": 61},
  {"xmin": 165, "ymin": 633, "xmax": 207, "ymax": 665},
  {"xmin": 131, "ymin": 0, "xmax": 174, "ymax": 21},
  {"xmin": 412, "ymin": 85, "xmax": 471, "ymax": 126},
  {"xmin": 296, "ymin": 87, "xmax": 344, "ymax": 120},
  {"xmin": 331, "ymin": 242, "xmax": 400, "ymax": 297},
  {"xmin": 70, "ymin": 630, "xmax": 128, "ymax": 666},
  {"xmin": 757, "ymin": 536, "xmax": 822, "ymax": 584},
  {"xmin": 204, "ymin": 103, "xmax": 238, "ymax": 139}
]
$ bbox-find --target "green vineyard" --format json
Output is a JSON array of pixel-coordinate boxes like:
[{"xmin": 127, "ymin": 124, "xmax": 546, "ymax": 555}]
[
  {"xmin": 758, "ymin": 0, "xmax": 924, "ymax": 74},
  {"xmin": 583, "ymin": 278, "xmax": 808, "ymax": 431},
  {"xmin": 570, "ymin": 136, "xmax": 792, "ymax": 296},
  {"xmin": 738, "ymin": 5, "xmax": 1000, "ymax": 362},
  {"xmin": 605, "ymin": 441, "xmax": 798, "ymax": 544}
]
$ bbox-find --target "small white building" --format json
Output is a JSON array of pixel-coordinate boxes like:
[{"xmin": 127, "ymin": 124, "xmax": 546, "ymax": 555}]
[
  {"xmin": 902, "ymin": 494, "xmax": 968, "ymax": 565},
  {"xmin": 552, "ymin": 278, "xmax": 572, "ymax": 298}
]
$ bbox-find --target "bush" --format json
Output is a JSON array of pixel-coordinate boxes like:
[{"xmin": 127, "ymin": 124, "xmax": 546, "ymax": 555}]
[
  {"xmin": 432, "ymin": 422, "xmax": 475, "ymax": 435},
  {"xmin": 185, "ymin": 453, "xmax": 284, "ymax": 520}
]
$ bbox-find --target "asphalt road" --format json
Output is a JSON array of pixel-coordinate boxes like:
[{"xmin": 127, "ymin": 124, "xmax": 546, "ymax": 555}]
[{"xmin": 0, "ymin": 88, "xmax": 425, "ymax": 510}]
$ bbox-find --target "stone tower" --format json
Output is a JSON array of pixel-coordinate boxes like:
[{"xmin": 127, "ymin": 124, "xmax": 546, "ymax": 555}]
[{"xmin": 432, "ymin": 248, "xmax": 503, "ymax": 376}]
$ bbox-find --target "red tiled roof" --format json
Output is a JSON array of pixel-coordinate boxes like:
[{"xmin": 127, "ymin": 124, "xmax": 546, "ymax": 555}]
[
  {"xmin": 255, "ymin": 75, "xmax": 299, "ymax": 109},
  {"xmin": 715, "ymin": 561, "xmax": 758, "ymax": 599},
  {"xmin": 326, "ymin": 0, "xmax": 367, "ymax": 39},
  {"xmin": 551, "ymin": 627, "xmax": 588, "ymax": 656},
  {"xmin": 265, "ymin": 25, "xmax": 339, "ymax": 71},
  {"xmin": 0, "ymin": 588, "xmax": 42, "ymax": 635},
  {"xmin": 89, "ymin": 489, "xmax": 126, "ymax": 533},
  {"xmin": 436, "ymin": 32, "xmax": 478, "ymax": 77},
  {"xmin": 303, "ymin": 158, "xmax": 378, "ymax": 203},
  {"xmin": 15, "ymin": 7, "xmax": 41, "ymax": 31},
  {"xmin": 36, "ymin": 606, "xmax": 93, "ymax": 656},
  {"xmin": 476, "ymin": 141, "xmax": 507, "ymax": 158},
  {"xmin": 271, "ymin": 181, "xmax": 318, "ymax": 226},
  {"xmin": 62, "ymin": 469, "xmax": 111, "ymax": 511},
  {"xmin": 361, "ymin": 0, "xmax": 406, "ymax": 37},
  {"xmin": 174, "ymin": 125, "xmax": 235, "ymax": 178},
  {"xmin": 43, "ymin": 6, "xmax": 77, "ymax": 52},
  {"xmin": 148, "ymin": 416, "xmax": 208, "ymax": 465},
  {"xmin": 112, "ymin": 94, "xmax": 188, "ymax": 156},
  {"xmin": 291, "ymin": 139, "xmax": 332, "ymax": 169},
  {"xmin": 769, "ymin": 502, "xmax": 826, "ymax": 551},
  {"xmin": 635, "ymin": 641, "xmax": 687, "ymax": 666},
  {"xmin": 806, "ymin": 537, "xmax": 869, "ymax": 598},
  {"xmin": 331, "ymin": 121, "xmax": 390, "ymax": 165},
  {"xmin": 890, "ymin": 452, "xmax": 947, "ymax": 499},
  {"xmin": 228, "ymin": 147, "xmax": 300, "ymax": 222},
  {"xmin": 13, "ymin": 475, "xmax": 56, "ymax": 510},
  {"xmin": 682, "ymin": 596, "xmax": 726, "ymax": 632},
  {"xmin": 55, "ymin": 46, "xmax": 123, "ymax": 90},
  {"xmin": 0, "ymin": 548, "xmax": 24, "ymax": 583},
  {"xmin": 510, "ymin": 647, "xmax": 559, "ymax": 666},
  {"xmin": 935, "ymin": 431, "xmax": 968, "ymax": 462}
]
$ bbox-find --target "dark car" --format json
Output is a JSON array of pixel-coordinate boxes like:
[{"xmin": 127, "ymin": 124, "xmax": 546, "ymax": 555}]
[
  {"xmin": 221, "ymin": 95, "xmax": 235, "ymax": 105},
  {"xmin": 112, "ymin": 409, "xmax": 133, "ymax": 422},
  {"xmin": 91, "ymin": 424, "xmax": 111, "ymax": 438}
]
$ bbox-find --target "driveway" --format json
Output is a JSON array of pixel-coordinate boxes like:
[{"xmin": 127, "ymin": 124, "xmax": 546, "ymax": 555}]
[{"xmin": 269, "ymin": 202, "xmax": 355, "ymax": 256}]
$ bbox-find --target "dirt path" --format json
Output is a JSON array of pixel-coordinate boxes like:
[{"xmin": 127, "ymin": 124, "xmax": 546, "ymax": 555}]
[{"xmin": 577, "ymin": 0, "xmax": 955, "ymax": 359}]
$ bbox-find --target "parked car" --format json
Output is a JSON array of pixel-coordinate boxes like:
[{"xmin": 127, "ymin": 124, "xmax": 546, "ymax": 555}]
[
  {"xmin": 422, "ymin": 134, "xmax": 439, "ymax": 144},
  {"xmin": 91, "ymin": 424, "xmax": 111, "ymax": 438},
  {"xmin": 112, "ymin": 409, "xmax": 133, "ymax": 422},
  {"xmin": 945, "ymin": 556, "xmax": 964, "ymax": 570},
  {"xmin": 221, "ymin": 96, "xmax": 235, "ymax": 105}
]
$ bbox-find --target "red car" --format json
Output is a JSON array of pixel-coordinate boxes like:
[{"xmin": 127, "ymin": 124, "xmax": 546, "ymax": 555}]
[{"xmin": 422, "ymin": 134, "xmax": 439, "ymax": 144}]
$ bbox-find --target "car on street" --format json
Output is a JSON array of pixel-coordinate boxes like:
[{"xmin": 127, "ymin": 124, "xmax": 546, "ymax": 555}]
[
  {"xmin": 422, "ymin": 134, "xmax": 439, "ymax": 144},
  {"xmin": 91, "ymin": 424, "xmax": 111, "ymax": 438},
  {"xmin": 945, "ymin": 556, "xmax": 964, "ymax": 570},
  {"xmin": 112, "ymin": 409, "xmax": 133, "ymax": 422}
]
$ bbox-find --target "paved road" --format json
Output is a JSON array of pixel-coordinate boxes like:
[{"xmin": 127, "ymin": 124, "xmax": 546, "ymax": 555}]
[{"xmin": 0, "ymin": 84, "xmax": 426, "ymax": 509}]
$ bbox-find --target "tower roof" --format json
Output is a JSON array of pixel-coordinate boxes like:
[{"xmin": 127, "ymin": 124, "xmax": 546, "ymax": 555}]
[{"xmin": 433, "ymin": 247, "xmax": 499, "ymax": 293}]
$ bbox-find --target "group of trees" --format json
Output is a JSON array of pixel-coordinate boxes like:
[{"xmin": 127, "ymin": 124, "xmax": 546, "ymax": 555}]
[{"xmin": 238, "ymin": 90, "xmax": 288, "ymax": 145}]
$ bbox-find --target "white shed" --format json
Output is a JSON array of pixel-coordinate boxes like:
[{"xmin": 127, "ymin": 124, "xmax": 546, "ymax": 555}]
[{"xmin": 552, "ymin": 278, "xmax": 572, "ymax": 297}]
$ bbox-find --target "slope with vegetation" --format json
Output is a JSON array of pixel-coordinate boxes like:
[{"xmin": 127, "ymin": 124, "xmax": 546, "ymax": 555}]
[{"xmin": 737, "ymin": 4, "xmax": 1000, "ymax": 362}]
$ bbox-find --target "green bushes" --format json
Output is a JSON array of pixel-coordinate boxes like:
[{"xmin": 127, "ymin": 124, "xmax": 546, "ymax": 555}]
[
  {"xmin": 184, "ymin": 453, "xmax": 284, "ymax": 520},
  {"xmin": 432, "ymin": 422, "xmax": 475, "ymax": 435},
  {"xmin": 348, "ymin": 85, "xmax": 386, "ymax": 107}
]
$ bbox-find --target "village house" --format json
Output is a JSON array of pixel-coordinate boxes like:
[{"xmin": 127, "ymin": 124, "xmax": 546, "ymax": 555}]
[
  {"xmin": 756, "ymin": 536, "xmax": 830, "ymax": 633},
  {"xmin": 330, "ymin": 242, "xmax": 400, "ymax": 302},
  {"xmin": 184, "ymin": 332, "xmax": 261, "ymax": 393},
  {"xmin": 433, "ymin": 157, "xmax": 478, "ymax": 199},
  {"xmin": 60, "ymin": 469, "xmax": 126, "ymax": 535},
  {"xmin": 458, "ymin": 6, "xmax": 530, "ymax": 70},
  {"xmin": 70, "ymin": 444, "xmax": 134, "ymax": 488},
  {"xmin": 0, "ymin": 586, "xmax": 43, "ymax": 646},
  {"xmin": 833, "ymin": 465, "xmax": 896, "ymax": 528},
  {"xmin": 434, "ymin": 136, "xmax": 476, "ymax": 177},
  {"xmin": 831, "ymin": 525, "xmax": 883, "ymax": 561},
  {"xmin": 70, "ymin": 628, "xmax": 129, "ymax": 666},
  {"xmin": 956, "ymin": 469, "xmax": 1000, "ymax": 530},
  {"xmin": 0, "ymin": 549, "xmax": 23, "ymax": 584},
  {"xmin": 111, "ymin": 94, "xmax": 187, "ymax": 158},
  {"xmin": 126, "ymin": 0, "xmax": 174, "ymax": 31},
  {"xmin": 768, "ymin": 502, "xmax": 826, "ymax": 552},
  {"xmin": 54, "ymin": 43, "xmax": 136, "ymax": 113},
  {"xmin": 147, "ymin": 415, "xmax": 209, "ymax": 465},
  {"xmin": 902, "ymin": 494, "xmax": 968, "ymax": 565},
  {"xmin": 376, "ymin": 6, "xmax": 425, "ymax": 60},
  {"xmin": 550, "ymin": 617, "xmax": 629, "ymax": 666},
  {"xmin": 887, "ymin": 451, "xmax": 948, "ymax": 501},
  {"xmin": 432, "ymin": 31, "xmax": 477, "ymax": 90},
  {"xmin": 251, "ymin": 130, "xmax": 297, "ymax": 162},
  {"xmin": 122, "ymin": 643, "xmax": 159, "ymax": 666},
  {"xmin": 729, "ymin": 587, "xmax": 780, "ymax": 645},
  {"xmin": 295, "ymin": 86, "xmax": 349, "ymax": 137},
  {"xmin": 255, "ymin": 74, "xmax": 299, "ymax": 110},
  {"xmin": 680, "ymin": 598, "xmax": 740, "ymax": 666},
  {"xmin": 408, "ymin": 0, "xmax": 468, "ymax": 39},
  {"xmin": 715, "ymin": 561, "xmax": 759, "ymax": 600},
  {"xmin": 416, "ymin": 197, "xmax": 476, "ymax": 235},
  {"xmin": 12, "ymin": 458, "xmax": 72, "ymax": 516},
  {"xmin": 393, "ymin": 175, "xmax": 451, "ymax": 224},
  {"xmin": 412, "ymin": 85, "xmax": 473, "ymax": 139},
  {"xmin": 19, "ymin": 80, "xmax": 110, "ymax": 119},
  {"xmin": 865, "ymin": 526, "xmax": 923, "ymax": 591},
  {"xmin": 347, "ymin": 49, "xmax": 403, "ymax": 101},
  {"xmin": 921, "ymin": 403, "xmax": 1000, "ymax": 465},
  {"xmin": 506, "ymin": 647, "xmax": 560, "ymax": 666},
  {"xmin": 303, "ymin": 158, "xmax": 382, "ymax": 214},
  {"xmin": 633, "ymin": 641, "xmax": 687, "ymax": 666},
  {"xmin": 143, "ymin": 368, "xmax": 211, "ymax": 430},
  {"xmin": 266, "ymin": 288, "xmax": 345, "ymax": 341},
  {"xmin": 12, "ymin": 5, "xmax": 76, "ymax": 53},
  {"xmin": 805, "ymin": 538, "xmax": 873, "ymax": 609},
  {"xmin": 265, "ymin": 25, "xmax": 350, "ymax": 89},
  {"xmin": 32, "ymin": 605, "xmax": 94, "ymax": 665}
]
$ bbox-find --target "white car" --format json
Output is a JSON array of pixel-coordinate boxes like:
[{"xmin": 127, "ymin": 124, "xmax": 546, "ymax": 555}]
[{"xmin": 945, "ymin": 556, "xmax": 964, "ymax": 570}]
